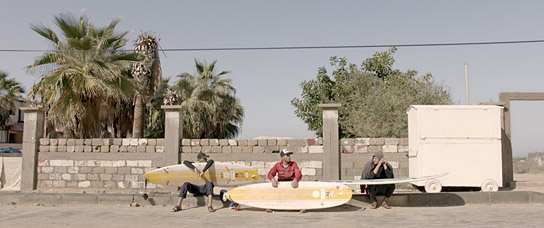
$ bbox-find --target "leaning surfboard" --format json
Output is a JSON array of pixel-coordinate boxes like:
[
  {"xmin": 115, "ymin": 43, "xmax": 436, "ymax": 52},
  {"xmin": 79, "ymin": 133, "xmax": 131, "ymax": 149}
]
[
  {"xmin": 143, "ymin": 162, "xmax": 259, "ymax": 187},
  {"xmin": 319, "ymin": 173, "xmax": 449, "ymax": 185},
  {"xmin": 226, "ymin": 181, "xmax": 352, "ymax": 210}
]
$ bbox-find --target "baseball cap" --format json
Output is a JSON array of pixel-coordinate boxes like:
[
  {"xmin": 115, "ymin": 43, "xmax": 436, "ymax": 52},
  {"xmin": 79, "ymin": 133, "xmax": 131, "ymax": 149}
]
[
  {"xmin": 280, "ymin": 149, "xmax": 293, "ymax": 157},
  {"xmin": 197, "ymin": 152, "xmax": 209, "ymax": 159}
]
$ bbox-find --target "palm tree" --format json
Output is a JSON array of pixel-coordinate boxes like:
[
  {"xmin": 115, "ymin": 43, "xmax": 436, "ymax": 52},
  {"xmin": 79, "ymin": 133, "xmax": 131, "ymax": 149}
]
[
  {"xmin": 26, "ymin": 11, "xmax": 140, "ymax": 138},
  {"xmin": 171, "ymin": 59, "xmax": 244, "ymax": 139},
  {"xmin": 131, "ymin": 32, "xmax": 162, "ymax": 138},
  {"xmin": 0, "ymin": 71, "xmax": 25, "ymax": 129}
]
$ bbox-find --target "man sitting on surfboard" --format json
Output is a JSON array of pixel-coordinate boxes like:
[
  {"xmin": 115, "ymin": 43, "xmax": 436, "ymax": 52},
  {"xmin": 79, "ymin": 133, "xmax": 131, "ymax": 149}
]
[
  {"xmin": 266, "ymin": 149, "xmax": 305, "ymax": 213},
  {"xmin": 172, "ymin": 152, "xmax": 216, "ymax": 212},
  {"xmin": 361, "ymin": 151, "xmax": 395, "ymax": 209}
]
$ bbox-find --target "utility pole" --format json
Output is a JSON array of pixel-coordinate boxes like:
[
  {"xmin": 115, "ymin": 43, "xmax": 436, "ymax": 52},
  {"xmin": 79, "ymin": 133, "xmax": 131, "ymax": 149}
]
[{"xmin": 465, "ymin": 63, "xmax": 470, "ymax": 105}]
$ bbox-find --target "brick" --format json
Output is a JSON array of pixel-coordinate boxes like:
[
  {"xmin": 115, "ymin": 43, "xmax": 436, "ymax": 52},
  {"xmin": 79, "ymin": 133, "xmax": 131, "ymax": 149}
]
[
  {"xmin": 258, "ymin": 139, "xmax": 268, "ymax": 146},
  {"xmin": 308, "ymin": 146, "xmax": 323, "ymax": 153},
  {"xmin": 252, "ymin": 146, "xmax": 265, "ymax": 153},
  {"xmin": 238, "ymin": 139, "xmax": 248, "ymax": 146},
  {"xmin": 156, "ymin": 138, "xmax": 165, "ymax": 146},
  {"xmin": 155, "ymin": 146, "xmax": 165, "ymax": 153},
  {"xmin": 147, "ymin": 139, "xmax": 157, "ymax": 146},
  {"xmin": 39, "ymin": 138, "xmax": 50, "ymax": 145},
  {"xmin": 384, "ymin": 138, "xmax": 399, "ymax": 145},
  {"xmin": 383, "ymin": 145, "xmax": 398, "ymax": 153},
  {"xmin": 209, "ymin": 139, "xmax": 219, "ymax": 146},
  {"xmin": 369, "ymin": 138, "xmax": 384, "ymax": 145},
  {"xmin": 138, "ymin": 138, "xmax": 148, "ymax": 146},
  {"xmin": 354, "ymin": 138, "xmax": 370, "ymax": 146},
  {"xmin": 39, "ymin": 145, "xmax": 49, "ymax": 152},
  {"xmin": 66, "ymin": 139, "xmax": 76, "ymax": 146},
  {"xmin": 57, "ymin": 146, "xmax": 67, "ymax": 152},
  {"xmin": 101, "ymin": 146, "xmax": 110, "ymax": 153},
  {"xmin": 92, "ymin": 138, "xmax": 103, "ymax": 146}
]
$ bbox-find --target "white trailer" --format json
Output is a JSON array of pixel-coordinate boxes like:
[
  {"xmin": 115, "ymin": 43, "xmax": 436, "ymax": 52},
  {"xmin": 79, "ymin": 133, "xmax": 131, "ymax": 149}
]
[{"xmin": 407, "ymin": 105, "xmax": 504, "ymax": 192}]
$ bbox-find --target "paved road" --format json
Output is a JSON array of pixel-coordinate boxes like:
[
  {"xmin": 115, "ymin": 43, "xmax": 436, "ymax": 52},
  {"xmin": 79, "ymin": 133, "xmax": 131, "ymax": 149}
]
[{"xmin": 1, "ymin": 203, "xmax": 543, "ymax": 228}]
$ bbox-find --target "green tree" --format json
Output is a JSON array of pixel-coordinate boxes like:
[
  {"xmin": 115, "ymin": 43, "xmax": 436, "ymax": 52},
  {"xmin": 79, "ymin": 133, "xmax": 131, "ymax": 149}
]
[
  {"xmin": 0, "ymin": 71, "xmax": 25, "ymax": 129},
  {"xmin": 171, "ymin": 59, "xmax": 244, "ymax": 139},
  {"xmin": 291, "ymin": 47, "xmax": 452, "ymax": 138},
  {"xmin": 26, "ymin": 11, "xmax": 140, "ymax": 138},
  {"xmin": 131, "ymin": 32, "xmax": 162, "ymax": 138}
]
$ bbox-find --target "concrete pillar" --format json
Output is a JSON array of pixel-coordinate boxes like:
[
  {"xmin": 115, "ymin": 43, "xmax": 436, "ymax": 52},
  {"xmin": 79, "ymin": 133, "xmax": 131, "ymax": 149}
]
[
  {"xmin": 319, "ymin": 104, "xmax": 342, "ymax": 180},
  {"xmin": 161, "ymin": 105, "xmax": 185, "ymax": 166},
  {"xmin": 20, "ymin": 107, "xmax": 44, "ymax": 191}
]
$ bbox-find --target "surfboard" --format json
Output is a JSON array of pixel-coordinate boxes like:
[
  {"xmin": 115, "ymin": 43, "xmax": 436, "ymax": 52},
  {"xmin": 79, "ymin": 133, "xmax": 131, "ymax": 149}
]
[
  {"xmin": 319, "ymin": 173, "xmax": 449, "ymax": 185},
  {"xmin": 225, "ymin": 181, "xmax": 352, "ymax": 210},
  {"xmin": 143, "ymin": 162, "xmax": 259, "ymax": 187}
]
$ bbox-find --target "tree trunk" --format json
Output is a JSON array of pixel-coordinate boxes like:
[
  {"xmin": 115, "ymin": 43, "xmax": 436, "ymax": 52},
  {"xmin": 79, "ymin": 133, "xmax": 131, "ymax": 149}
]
[{"xmin": 132, "ymin": 94, "xmax": 144, "ymax": 138}]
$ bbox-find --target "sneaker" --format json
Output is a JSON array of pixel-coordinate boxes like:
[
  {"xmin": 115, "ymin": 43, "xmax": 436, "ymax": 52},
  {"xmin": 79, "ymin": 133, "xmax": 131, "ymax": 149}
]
[{"xmin": 219, "ymin": 189, "xmax": 227, "ymax": 202}]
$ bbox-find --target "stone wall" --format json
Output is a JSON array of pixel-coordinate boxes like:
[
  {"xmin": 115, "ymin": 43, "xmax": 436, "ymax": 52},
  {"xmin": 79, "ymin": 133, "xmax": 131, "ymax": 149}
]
[
  {"xmin": 36, "ymin": 137, "xmax": 409, "ymax": 192},
  {"xmin": 513, "ymin": 152, "xmax": 544, "ymax": 174}
]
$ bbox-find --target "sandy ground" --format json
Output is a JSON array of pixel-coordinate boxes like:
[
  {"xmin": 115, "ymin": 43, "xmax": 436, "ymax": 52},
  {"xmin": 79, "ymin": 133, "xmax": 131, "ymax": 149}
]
[
  {"xmin": 1, "ymin": 203, "xmax": 543, "ymax": 228},
  {"xmin": 1, "ymin": 173, "xmax": 542, "ymax": 228}
]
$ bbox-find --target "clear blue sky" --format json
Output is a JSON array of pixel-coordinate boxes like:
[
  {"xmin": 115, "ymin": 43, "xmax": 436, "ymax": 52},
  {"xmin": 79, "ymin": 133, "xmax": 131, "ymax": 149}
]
[{"xmin": 1, "ymin": 0, "xmax": 543, "ymax": 158}]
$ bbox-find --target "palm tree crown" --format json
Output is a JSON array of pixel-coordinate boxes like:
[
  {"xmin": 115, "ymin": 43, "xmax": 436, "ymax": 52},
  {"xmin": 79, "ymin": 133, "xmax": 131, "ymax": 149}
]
[
  {"xmin": 0, "ymin": 71, "xmax": 25, "ymax": 129},
  {"xmin": 172, "ymin": 59, "xmax": 244, "ymax": 139},
  {"xmin": 26, "ymin": 11, "xmax": 140, "ymax": 138}
]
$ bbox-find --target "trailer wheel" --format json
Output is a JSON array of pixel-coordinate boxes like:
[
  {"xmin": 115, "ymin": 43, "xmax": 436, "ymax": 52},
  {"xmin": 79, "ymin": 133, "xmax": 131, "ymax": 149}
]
[
  {"xmin": 481, "ymin": 179, "xmax": 499, "ymax": 192},
  {"xmin": 424, "ymin": 179, "xmax": 442, "ymax": 193}
]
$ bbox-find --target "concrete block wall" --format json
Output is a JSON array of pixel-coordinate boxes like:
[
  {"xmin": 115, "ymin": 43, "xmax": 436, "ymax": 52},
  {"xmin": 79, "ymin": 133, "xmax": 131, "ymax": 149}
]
[
  {"xmin": 513, "ymin": 152, "xmax": 544, "ymax": 174},
  {"xmin": 36, "ymin": 137, "xmax": 408, "ymax": 192}
]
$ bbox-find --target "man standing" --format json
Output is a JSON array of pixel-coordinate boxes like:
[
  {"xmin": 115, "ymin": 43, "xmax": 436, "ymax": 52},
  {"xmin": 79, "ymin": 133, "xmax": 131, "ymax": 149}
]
[
  {"xmin": 267, "ymin": 149, "xmax": 304, "ymax": 213},
  {"xmin": 172, "ymin": 152, "xmax": 216, "ymax": 212},
  {"xmin": 361, "ymin": 151, "xmax": 395, "ymax": 209}
]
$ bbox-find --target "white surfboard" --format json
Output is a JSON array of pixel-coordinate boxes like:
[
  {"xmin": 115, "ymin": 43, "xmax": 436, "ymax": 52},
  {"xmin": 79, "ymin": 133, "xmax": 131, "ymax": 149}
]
[
  {"xmin": 226, "ymin": 181, "xmax": 352, "ymax": 210},
  {"xmin": 320, "ymin": 173, "xmax": 448, "ymax": 185}
]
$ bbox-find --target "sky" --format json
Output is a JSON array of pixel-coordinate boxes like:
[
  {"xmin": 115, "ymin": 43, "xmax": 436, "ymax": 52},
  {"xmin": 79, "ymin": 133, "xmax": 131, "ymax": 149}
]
[{"xmin": 1, "ymin": 0, "xmax": 543, "ymax": 158}]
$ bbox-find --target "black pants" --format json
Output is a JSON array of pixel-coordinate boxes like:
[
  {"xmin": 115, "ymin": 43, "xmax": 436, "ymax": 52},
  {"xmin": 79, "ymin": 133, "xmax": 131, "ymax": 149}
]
[
  {"xmin": 178, "ymin": 181, "xmax": 214, "ymax": 198},
  {"xmin": 367, "ymin": 184, "xmax": 395, "ymax": 203}
]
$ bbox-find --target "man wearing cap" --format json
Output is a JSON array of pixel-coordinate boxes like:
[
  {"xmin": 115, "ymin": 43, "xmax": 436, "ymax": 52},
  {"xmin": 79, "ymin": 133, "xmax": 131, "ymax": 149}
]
[
  {"xmin": 361, "ymin": 151, "xmax": 395, "ymax": 209},
  {"xmin": 172, "ymin": 152, "xmax": 216, "ymax": 212},
  {"xmin": 266, "ymin": 149, "xmax": 304, "ymax": 213}
]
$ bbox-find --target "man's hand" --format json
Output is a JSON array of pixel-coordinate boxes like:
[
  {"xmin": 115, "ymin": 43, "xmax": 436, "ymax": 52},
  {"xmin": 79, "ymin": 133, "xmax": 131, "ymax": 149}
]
[
  {"xmin": 194, "ymin": 168, "xmax": 202, "ymax": 178},
  {"xmin": 291, "ymin": 179, "xmax": 299, "ymax": 188},
  {"xmin": 381, "ymin": 158, "xmax": 388, "ymax": 170},
  {"xmin": 271, "ymin": 179, "xmax": 278, "ymax": 188}
]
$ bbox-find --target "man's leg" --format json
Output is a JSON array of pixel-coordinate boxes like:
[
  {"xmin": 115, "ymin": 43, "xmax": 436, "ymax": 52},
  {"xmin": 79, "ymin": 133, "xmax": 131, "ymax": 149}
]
[
  {"xmin": 381, "ymin": 184, "xmax": 395, "ymax": 209},
  {"xmin": 368, "ymin": 185, "xmax": 378, "ymax": 209},
  {"xmin": 173, "ymin": 182, "xmax": 192, "ymax": 211},
  {"xmin": 202, "ymin": 182, "xmax": 215, "ymax": 212}
]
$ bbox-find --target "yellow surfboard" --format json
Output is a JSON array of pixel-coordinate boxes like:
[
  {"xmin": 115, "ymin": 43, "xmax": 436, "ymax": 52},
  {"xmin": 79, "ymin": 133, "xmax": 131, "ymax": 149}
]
[
  {"xmin": 143, "ymin": 162, "xmax": 259, "ymax": 187},
  {"xmin": 226, "ymin": 181, "xmax": 352, "ymax": 210}
]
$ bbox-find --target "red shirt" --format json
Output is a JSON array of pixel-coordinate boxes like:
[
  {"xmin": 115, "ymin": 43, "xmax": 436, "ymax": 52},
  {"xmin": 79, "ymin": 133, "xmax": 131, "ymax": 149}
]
[{"xmin": 267, "ymin": 161, "xmax": 302, "ymax": 181}]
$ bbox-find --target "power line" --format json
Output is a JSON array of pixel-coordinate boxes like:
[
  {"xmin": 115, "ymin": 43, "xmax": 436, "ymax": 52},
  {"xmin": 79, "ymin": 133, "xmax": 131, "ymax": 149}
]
[{"xmin": 1, "ymin": 39, "xmax": 544, "ymax": 53}]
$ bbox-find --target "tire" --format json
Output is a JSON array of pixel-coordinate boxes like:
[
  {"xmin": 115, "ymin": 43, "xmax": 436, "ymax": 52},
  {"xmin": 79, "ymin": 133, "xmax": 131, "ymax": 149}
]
[
  {"xmin": 481, "ymin": 179, "xmax": 499, "ymax": 192},
  {"xmin": 424, "ymin": 179, "xmax": 442, "ymax": 193}
]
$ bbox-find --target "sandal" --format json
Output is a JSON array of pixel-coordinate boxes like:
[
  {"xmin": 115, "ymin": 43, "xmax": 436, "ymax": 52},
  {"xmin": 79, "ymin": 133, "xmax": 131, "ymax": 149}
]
[
  {"xmin": 265, "ymin": 208, "xmax": 274, "ymax": 213},
  {"xmin": 381, "ymin": 202, "xmax": 391, "ymax": 209},
  {"xmin": 208, "ymin": 206, "xmax": 216, "ymax": 212},
  {"xmin": 370, "ymin": 202, "xmax": 378, "ymax": 209},
  {"xmin": 172, "ymin": 206, "xmax": 182, "ymax": 212}
]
